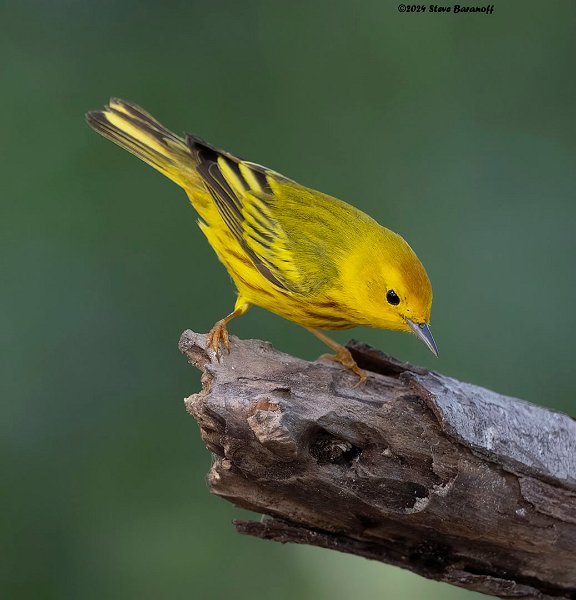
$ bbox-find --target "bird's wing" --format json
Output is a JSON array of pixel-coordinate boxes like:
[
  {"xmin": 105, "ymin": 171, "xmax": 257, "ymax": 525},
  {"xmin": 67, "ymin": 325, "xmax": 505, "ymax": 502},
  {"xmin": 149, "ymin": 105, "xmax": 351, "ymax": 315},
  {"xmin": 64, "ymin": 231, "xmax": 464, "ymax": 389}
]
[{"xmin": 188, "ymin": 135, "xmax": 343, "ymax": 294}]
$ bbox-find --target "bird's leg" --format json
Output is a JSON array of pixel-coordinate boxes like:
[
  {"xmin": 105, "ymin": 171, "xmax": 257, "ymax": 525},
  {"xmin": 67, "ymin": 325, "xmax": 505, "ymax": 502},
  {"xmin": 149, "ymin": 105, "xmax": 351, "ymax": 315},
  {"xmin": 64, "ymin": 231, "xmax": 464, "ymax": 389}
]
[
  {"xmin": 207, "ymin": 300, "xmax": 250, "ymax": 360},
  {"xmin": 306, "ymin": 327, "xmax": 367, "ymax": 384}
]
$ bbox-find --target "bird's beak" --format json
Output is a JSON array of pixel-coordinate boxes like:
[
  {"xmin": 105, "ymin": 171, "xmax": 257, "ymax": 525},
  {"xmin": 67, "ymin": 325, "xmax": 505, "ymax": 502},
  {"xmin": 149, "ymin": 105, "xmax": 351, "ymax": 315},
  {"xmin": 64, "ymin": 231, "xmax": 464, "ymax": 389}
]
[{"xmin": 406, "ymin": 319, "xmax": 439, "ymax": 357}]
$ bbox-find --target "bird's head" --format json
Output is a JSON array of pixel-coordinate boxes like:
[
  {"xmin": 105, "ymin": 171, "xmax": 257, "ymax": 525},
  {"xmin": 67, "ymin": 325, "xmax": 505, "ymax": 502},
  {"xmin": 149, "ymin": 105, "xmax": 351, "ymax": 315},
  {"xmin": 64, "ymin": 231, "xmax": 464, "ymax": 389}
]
[{"xmin": 357, "ymin": 229, "xmax": 438, "ymax": 356}]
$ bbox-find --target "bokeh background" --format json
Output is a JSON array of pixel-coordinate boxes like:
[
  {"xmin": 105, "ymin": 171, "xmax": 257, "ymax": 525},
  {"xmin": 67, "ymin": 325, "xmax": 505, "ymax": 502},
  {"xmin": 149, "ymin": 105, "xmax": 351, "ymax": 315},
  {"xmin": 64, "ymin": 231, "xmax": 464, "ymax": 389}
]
[{"xmin": 2, "ymin": 0, "xmax": 575, "ymax": 598}]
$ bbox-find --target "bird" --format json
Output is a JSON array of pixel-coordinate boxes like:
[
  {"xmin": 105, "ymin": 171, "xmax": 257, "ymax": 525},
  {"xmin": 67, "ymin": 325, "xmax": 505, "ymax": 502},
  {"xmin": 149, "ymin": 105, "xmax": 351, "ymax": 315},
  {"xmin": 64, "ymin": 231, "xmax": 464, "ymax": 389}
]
[{"xmin": 86, "ymin": 98, "xmax": 437, "ymax": 382}]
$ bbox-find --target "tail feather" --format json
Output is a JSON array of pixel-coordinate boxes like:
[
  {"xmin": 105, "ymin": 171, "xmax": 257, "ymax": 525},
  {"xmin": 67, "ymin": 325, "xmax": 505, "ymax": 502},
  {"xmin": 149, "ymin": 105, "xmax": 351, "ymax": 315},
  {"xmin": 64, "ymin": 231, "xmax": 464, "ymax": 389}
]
[{"xmin": 86, "ymin": 98, "xmax": 196, "ymax": 188}]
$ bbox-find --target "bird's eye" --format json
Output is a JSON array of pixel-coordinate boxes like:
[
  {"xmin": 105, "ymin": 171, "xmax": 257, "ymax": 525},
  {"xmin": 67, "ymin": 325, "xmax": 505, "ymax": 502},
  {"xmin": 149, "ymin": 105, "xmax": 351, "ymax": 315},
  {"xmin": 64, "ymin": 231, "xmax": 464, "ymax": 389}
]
[{"xmin": 386, "ymin": 290, "xmax": 400, "ymax": 305}]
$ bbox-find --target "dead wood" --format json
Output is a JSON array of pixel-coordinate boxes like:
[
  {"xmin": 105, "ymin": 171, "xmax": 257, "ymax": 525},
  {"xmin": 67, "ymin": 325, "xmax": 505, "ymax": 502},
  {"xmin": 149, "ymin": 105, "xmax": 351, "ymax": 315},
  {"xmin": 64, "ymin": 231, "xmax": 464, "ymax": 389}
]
[{"xmin": 179, "ymin": 330, "xmax": 576, "ymax": 599}]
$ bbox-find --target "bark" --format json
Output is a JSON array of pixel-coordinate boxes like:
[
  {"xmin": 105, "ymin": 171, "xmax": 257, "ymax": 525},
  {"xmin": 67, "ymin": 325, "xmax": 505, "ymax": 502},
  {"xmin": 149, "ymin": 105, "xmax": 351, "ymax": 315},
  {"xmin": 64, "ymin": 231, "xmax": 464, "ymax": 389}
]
[{"xmin": 179, "ymin": 330, "xmax": 576, "ymax": 599}]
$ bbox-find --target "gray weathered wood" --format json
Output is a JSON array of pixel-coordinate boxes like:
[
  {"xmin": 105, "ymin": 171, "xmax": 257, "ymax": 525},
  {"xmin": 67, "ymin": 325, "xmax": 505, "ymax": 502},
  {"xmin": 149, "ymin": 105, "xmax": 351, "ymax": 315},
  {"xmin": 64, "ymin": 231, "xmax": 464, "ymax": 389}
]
[{"xmin": 179, "ymin": 330, "xmax": 576, "ymax": 599}]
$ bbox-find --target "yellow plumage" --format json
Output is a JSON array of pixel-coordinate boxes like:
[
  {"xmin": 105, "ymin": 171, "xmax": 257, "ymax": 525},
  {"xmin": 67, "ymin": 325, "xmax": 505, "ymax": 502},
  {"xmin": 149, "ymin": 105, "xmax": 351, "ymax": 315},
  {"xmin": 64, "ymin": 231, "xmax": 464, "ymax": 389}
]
[{"xmin": 86, "ymin": 99, "xmax": 437, "ymax": 381}]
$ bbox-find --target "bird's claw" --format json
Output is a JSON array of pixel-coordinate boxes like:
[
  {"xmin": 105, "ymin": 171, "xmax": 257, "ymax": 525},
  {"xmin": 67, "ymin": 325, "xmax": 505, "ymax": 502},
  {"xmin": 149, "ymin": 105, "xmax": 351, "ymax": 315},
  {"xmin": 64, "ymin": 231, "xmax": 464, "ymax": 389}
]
[
  {"xmin": 206, "ymin": 320, "xmax": 231, "ymax": 361},
  {"xmin": 320, "ymin": 348, "xmax": 368, "ymax": 386}
]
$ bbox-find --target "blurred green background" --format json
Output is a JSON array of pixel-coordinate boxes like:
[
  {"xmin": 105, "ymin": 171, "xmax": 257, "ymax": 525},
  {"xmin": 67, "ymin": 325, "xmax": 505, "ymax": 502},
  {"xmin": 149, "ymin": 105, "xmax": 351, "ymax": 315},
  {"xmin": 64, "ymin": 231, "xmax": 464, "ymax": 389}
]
[{"xmin": 2, "ymin": 0, "xmax": 575, "ymax": 598}]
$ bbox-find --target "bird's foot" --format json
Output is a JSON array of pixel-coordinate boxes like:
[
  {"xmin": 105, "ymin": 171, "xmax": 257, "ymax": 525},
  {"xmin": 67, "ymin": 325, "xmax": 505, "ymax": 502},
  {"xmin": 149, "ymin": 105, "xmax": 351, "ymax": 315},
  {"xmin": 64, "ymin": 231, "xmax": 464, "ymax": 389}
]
[
  {"xmin": 320, "ymin": 347, "xmax": 367, "ymax": 386},
  {"xmin": 206, "ymin": 319, "xmax": 230, "ymax": 361}
]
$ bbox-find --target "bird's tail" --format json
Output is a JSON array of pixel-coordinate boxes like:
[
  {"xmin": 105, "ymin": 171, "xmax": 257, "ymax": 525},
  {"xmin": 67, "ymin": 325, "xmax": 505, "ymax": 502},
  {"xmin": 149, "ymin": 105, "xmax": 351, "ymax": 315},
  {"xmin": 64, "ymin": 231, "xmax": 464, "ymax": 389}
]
[{"xmin": 86, "ymin": 98, "xmax": 198, "ymax": 189}]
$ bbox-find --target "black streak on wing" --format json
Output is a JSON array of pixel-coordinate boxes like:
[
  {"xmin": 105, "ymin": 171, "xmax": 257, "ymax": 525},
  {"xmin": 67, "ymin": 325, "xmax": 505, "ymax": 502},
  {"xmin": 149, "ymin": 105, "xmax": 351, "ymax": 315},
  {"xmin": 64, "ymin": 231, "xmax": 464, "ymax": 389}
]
[
  {"xmin": 225, "ymin": 159, "xmax": 248, "ymax": 191},
  {"xmin": 186, "ymin": 134, "xmax": 288, "ymax": 291},
  {"xmin": 244, "ymin": 162, "xmax": 272, "ymax": 194}
]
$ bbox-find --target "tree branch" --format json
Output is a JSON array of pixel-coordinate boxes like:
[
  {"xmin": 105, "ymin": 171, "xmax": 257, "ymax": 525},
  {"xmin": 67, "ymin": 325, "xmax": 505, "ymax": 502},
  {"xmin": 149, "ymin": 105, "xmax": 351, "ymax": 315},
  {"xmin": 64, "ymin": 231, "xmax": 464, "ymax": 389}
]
[{"xmin": 179, "ymin": 330, "xmax": 576, "ymax": 599}]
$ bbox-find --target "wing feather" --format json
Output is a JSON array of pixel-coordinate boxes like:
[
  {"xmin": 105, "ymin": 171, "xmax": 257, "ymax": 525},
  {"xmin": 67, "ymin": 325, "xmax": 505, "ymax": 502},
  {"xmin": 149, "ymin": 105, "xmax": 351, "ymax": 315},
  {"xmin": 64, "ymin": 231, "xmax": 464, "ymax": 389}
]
[{"xmin": 187, "ymin": 134, "xmax": 341, "ymax": 294}]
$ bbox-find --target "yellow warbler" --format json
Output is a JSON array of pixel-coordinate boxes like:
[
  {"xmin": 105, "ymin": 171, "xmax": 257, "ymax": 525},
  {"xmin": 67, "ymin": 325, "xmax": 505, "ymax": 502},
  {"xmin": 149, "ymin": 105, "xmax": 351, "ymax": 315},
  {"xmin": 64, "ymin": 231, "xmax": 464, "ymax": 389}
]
[{"xmin": 86, "ymin": 99, "xmax": 437, "ymax": 381}]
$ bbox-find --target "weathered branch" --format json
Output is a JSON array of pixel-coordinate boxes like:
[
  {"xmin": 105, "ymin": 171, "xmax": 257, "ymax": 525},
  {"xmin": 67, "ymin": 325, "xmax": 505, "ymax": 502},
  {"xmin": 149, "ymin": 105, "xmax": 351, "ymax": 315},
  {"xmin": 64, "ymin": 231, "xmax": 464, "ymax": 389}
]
[{"xmin": 179, "ymin": 330, "xmax": 576, "ymax": 599}]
